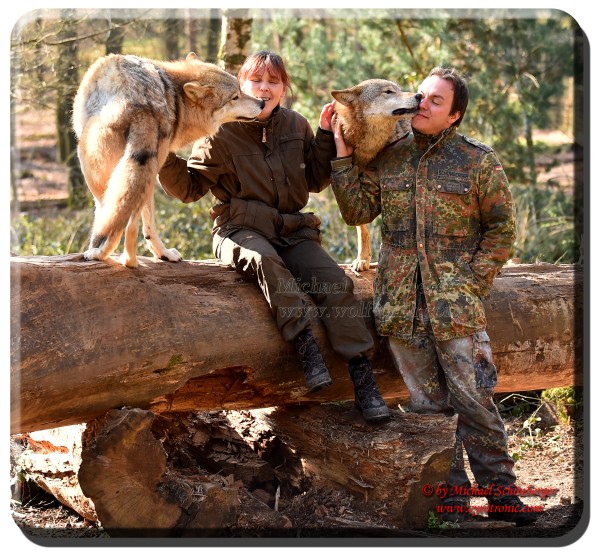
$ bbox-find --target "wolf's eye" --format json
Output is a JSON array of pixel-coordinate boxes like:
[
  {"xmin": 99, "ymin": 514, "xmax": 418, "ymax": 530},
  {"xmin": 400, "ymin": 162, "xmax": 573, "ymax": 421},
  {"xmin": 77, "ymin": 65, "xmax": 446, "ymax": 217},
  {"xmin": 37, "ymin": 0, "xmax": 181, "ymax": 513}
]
[
  {"xmin": 384, "ymin": 90, "xmax": 394, "ymax": 94},
  {"xmin": 231, "ymin": 95, "xmax": 239, "ymax": 101}
]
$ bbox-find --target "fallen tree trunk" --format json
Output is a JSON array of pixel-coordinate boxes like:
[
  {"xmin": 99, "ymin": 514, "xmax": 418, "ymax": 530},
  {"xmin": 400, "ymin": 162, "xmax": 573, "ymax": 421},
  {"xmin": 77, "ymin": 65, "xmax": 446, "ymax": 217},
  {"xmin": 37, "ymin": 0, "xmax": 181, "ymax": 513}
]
[
  {"xmin": 76, "ymin": 405, "xmax": 456, "ymax": 536},
  {"xmin": 10, "ymin": 255, "xmax": 583, "ymax": 434}
]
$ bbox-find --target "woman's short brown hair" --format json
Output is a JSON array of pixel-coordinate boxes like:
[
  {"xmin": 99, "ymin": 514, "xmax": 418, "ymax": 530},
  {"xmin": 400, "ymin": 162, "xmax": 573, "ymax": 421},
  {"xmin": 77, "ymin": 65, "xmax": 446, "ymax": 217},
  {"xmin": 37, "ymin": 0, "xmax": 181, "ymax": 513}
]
[{"xmin": 238, "ymin": 50, "xmax": 292, "ymax": 96}]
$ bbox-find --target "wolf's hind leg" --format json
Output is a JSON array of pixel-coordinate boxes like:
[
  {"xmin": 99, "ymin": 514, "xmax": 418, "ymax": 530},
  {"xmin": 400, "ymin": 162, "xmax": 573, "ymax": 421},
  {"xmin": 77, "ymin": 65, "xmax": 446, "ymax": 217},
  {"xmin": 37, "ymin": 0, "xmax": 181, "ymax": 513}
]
[
  {"xmin": 140, "ymin": 183, "xmax": 182, "ymax": 263},
  {"xmin": 84, "ymin": 200, "xmax": 126, "ymax": 263}
]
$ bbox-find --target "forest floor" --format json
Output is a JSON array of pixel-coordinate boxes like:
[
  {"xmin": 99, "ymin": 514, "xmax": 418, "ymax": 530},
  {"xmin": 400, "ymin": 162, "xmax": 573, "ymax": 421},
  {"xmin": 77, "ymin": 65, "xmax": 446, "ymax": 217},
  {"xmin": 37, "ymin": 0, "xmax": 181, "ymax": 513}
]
[{"xmin": 9, "ymin": 110, "xmax": 586, "ymax": 545}]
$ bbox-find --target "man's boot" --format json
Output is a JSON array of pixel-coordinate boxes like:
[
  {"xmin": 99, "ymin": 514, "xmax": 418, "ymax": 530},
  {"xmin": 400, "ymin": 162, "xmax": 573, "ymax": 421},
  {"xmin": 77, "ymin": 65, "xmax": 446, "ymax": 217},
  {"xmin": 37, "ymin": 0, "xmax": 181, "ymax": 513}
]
[
  {"xmin": 348, "ymin": 355, "xmax": 390, "ymax": 423},
  {"xmin": 294, "ymin": 328, "xmax": 332, "ymax": 392},
  {"xmin": 487, "ymin": 487, "xmax": 539, "ymax": 526}
]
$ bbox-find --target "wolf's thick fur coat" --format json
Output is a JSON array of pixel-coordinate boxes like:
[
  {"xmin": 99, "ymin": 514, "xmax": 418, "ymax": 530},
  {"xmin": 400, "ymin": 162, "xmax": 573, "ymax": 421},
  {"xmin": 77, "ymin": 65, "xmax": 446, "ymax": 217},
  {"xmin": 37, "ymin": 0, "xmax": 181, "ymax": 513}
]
[
  {"xmin": 73, "ymin": 52, "xmax": 264, "ymax": 267},
  {"xmin": 331, "ymin": 79, "xmax": 420, "ymax": 271}
]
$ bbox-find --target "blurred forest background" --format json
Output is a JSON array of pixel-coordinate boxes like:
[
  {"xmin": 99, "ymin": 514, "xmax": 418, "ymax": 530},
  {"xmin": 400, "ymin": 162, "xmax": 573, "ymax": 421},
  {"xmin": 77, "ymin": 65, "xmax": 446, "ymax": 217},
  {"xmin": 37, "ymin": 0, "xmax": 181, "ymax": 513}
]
[{"xmin": 9, "ymin": 7, "xmax": 585, "ymax": 266}]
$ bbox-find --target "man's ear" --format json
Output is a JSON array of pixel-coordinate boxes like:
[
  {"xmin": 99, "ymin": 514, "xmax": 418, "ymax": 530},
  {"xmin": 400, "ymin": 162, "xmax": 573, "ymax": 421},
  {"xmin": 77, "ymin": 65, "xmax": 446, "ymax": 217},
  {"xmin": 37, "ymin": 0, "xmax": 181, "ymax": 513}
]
[{"xmin": 448, "ymin": 111, "xmax": 461, "ymax": 126}]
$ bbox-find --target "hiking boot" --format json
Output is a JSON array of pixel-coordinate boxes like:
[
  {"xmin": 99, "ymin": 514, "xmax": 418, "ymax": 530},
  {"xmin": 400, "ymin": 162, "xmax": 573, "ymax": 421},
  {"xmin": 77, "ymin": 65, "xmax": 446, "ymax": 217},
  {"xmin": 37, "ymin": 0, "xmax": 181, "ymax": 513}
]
[
  {"xmin": 438, "ymin": 497, "xmax": 472, "ymax": 524},
  {"xmin": 487, "ymin": 490, "xmax": 538, "ymax": 526},
  {"xmin": 294, "ymin": 329, "xmax": 332, "ymax": 392},
  {"xmin": 348, "ymin": 355, "xmax": 390, "ymax": 423}
]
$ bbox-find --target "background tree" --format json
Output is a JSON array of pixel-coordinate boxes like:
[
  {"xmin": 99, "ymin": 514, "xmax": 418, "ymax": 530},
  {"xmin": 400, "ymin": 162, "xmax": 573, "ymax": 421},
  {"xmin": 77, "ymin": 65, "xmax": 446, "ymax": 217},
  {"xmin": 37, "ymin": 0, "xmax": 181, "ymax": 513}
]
[
  {"xmin": 105, "ymin": 17, "xmax": 126, "ymax": 55},
  {"xmin": 219, "ymin": 8, "xmax": 253, "ymax": 74},
  {"xmin": 54, "ymin": 9, "xmax": 87, "ymax": 210}
]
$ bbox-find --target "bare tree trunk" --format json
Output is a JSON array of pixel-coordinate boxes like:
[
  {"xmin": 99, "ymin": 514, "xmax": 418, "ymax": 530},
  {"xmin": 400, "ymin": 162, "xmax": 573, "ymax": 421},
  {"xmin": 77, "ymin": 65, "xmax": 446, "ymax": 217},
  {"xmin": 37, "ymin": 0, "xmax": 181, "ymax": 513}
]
[
  {"xmin": 55, "ymin": 9, "xmax": 87, "ymax": 210},
  {"xmin": 163, "ymin": 11, "xmax": 182, "ymax": 60},
  {"xmin": 218, "ymin": 8, "xmax": 253, "ymax": 74},
  {"xmin": 184, "ymin": 9, "xmax": 197, "ymax": 57},
  {"xmin": 105, "ymin": 18, "xmax": 126, "ymax": 55},
  {"xmin": 206, "ymin": 9, "xmax": 221, "ymax": 64}
]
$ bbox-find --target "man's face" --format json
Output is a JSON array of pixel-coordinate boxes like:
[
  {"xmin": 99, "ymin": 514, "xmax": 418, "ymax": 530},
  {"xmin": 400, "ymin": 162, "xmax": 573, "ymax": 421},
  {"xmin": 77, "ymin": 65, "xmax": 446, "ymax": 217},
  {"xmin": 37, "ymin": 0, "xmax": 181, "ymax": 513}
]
[{"xmin": 411, "ymin": 75, "xmax": 460, "ymax": 136}]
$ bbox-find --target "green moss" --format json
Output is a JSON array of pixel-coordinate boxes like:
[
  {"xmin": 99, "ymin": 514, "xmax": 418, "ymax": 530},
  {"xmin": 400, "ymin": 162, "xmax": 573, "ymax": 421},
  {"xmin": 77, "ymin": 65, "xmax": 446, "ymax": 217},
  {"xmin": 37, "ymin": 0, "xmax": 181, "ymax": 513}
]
[{"xmin": 541, "ymin": 386, "xmax": 583, "ymax": 424}]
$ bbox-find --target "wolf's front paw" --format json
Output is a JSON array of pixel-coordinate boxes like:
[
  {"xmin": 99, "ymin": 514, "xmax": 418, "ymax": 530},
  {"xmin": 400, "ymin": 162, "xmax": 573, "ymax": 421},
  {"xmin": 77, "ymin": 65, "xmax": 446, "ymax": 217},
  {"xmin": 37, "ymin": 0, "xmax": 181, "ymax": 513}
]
[
  {"xmin": 351, "ymin": 258, "xmax": 371, "ymax": 272},
  {"xmin": 159, "ymin": 248, "xmax": 183, "ymax": 262}
]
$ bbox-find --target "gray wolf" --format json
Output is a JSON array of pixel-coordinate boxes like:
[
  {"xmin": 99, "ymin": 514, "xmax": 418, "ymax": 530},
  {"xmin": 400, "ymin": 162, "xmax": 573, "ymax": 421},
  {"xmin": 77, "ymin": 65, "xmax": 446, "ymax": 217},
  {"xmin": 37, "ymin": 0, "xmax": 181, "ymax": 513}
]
[
  {"xmin": 72, "ymin": 52, "xmax": 264, "ymax": 268},
  {"xmin": 331, "ymin": 79, "xmax": 420, "ymax": 271}
]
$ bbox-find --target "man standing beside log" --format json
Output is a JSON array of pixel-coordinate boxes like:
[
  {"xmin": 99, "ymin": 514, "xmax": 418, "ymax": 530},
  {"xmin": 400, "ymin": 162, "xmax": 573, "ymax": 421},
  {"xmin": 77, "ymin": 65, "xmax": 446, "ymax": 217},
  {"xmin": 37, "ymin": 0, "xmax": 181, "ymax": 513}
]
[{"xmin": 329, "ymin": 66, "xmax": 537, "ymax": 526}]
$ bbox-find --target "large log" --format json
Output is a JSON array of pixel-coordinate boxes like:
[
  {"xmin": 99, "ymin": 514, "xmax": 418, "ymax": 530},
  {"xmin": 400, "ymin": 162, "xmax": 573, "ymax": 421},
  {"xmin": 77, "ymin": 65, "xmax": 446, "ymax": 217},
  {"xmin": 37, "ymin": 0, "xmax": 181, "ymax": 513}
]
[
  {"xmin": 10, "ymin": 255, "xmax": 583, "ymax": 434},
  {"xmin": 77, "ymin": 405, "xmax": 457, "ymax": 535}
]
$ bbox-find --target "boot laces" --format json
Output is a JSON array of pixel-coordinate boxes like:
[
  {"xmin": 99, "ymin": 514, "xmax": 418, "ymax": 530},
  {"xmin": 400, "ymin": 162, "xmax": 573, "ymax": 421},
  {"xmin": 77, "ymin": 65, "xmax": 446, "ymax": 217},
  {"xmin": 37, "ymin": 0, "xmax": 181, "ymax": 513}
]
[{"xmin": 351, "ymin": 360, "xmax": 383, "ymax": 404}]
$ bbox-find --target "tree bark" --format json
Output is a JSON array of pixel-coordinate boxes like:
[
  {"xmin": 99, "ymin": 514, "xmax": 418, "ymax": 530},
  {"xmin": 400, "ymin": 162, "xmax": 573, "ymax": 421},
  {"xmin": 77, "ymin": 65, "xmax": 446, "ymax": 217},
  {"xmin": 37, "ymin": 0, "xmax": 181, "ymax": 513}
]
[
  {"xmin": 263, "ymin": 403, "xmax": 457, "ymax": 529},
  {"xmin": 218, "ymin": 9, "xmax": 253, "ymax": 74},
  {"xmin": 10, "ymin": 255, "xmax": 583, "ymax": 434}
]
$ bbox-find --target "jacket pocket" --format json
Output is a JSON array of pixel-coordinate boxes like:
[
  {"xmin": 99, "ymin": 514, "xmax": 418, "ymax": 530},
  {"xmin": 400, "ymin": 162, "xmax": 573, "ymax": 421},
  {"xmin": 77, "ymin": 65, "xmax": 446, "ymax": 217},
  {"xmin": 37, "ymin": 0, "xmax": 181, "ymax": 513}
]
[
  {"xmin": 228, "ymin": 197, "xmax": 282, "ymax": 240},
  {"xmin": 433, "ymin": 180, "xmax": 473, "ymax": 236},
  {"xmin": 381, "ymin": 177, "xmax": 412, "ymax": 232},
  {"xmin": 280, "ymin": 212, "xmax": 321, "ymax": 236}
]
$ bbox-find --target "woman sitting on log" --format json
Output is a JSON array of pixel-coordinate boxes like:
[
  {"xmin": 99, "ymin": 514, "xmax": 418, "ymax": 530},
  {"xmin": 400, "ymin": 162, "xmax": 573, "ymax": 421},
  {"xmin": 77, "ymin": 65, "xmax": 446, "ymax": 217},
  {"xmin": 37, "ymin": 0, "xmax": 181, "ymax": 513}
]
[{"xmin": 158, "ymin": 50, "xmax": 389, "ymax": 423}]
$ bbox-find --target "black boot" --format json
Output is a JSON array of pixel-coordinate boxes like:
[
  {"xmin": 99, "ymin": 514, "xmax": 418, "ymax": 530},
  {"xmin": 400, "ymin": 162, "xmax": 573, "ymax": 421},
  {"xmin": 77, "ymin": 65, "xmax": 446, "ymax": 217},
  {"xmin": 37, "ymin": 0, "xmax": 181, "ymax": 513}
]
[
  {"xmin": 487, "ymin": 488, "xmax": 539, "ymax": 526},
  {"xmin": 294, "ymin": 329, "xmax": 332, "ymax": 392},
  {"xmin": 348, "ymin": 355, "xmax": 390, "ymax": 423}
]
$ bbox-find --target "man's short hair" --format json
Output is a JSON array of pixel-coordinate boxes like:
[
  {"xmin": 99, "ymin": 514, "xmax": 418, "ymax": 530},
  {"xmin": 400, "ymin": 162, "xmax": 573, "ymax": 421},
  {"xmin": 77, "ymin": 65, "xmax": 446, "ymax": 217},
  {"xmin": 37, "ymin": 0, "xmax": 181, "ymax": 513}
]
[{"xmin": 428, "ymin": 66, "xmax": 469, "ymax": 128}]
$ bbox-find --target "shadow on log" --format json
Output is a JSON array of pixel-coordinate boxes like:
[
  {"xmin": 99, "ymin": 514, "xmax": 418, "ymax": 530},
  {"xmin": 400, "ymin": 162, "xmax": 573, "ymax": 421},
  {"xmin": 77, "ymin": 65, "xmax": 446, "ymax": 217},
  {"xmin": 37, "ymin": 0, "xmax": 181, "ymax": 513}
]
[{"xmin": 10, "ymin": 255, "xmax": 583, "ymax": 433}]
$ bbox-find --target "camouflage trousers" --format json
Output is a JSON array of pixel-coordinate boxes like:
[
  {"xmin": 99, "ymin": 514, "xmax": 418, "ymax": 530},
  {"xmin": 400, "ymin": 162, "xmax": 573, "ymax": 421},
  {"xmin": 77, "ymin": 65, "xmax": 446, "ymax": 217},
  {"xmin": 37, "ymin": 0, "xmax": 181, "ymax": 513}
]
[{"xmin": 387, "ymin": 286, "xmax": 516, "ymax": 491}]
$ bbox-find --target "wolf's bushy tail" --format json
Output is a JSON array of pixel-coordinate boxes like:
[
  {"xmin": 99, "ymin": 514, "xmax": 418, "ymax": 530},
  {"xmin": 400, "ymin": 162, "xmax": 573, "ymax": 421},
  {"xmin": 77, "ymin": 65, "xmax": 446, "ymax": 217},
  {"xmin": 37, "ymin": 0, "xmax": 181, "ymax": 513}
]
[{"xmin": 89, "ymin": 118, "xmax": 160, "ymax": 251}]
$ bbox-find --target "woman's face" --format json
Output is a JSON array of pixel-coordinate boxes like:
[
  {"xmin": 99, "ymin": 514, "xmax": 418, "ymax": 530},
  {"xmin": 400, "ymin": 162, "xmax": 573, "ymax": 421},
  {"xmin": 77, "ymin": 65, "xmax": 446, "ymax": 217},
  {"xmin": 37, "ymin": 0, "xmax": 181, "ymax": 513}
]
[{"xmin": 241, "ymin": 69, "xmax": 286, "ymax": 121}]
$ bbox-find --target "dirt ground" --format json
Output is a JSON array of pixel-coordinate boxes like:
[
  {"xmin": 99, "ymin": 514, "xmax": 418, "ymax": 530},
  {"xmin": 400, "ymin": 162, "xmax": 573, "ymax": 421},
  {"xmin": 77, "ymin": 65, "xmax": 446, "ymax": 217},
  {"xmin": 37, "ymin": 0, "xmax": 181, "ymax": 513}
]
[{"xmin": 9, "ymin": 110, "xmax": 586, "ymax": 544}]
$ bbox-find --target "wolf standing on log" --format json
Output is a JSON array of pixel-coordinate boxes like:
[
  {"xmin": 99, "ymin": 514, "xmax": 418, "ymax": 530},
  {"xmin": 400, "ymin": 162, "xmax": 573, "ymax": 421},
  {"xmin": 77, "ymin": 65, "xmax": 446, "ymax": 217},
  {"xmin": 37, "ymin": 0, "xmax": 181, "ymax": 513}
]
[
  {"xmin": 331, "ymin": 66, "xmax": 538, "ymax": 527},
  {"xmin": 331, "ymin": 79, "xmax": 421, "ymax": 271},
  {"xmin": 72, "ymin": 52, "xmax": 264, "ymax": 268}
]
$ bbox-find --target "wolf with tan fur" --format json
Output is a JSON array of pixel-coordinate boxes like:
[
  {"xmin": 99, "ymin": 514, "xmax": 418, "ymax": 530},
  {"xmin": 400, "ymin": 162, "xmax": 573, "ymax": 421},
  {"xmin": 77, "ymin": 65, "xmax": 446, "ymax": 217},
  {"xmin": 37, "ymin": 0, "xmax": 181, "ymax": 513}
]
[
  {"xmin": 72, "ymin": 52, "xmax": 264, "ymax": 268},
  {"xmin": 331, "ymin": 79, "xmax": 421, "ymax": 271}
]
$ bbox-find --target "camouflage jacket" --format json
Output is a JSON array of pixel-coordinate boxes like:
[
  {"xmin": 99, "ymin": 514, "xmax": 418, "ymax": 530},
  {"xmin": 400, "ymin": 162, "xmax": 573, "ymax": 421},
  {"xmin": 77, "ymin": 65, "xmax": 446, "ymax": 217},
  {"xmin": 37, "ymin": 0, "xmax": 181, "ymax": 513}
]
[{"xmin": 331, "ymin": 127, "xmax": 516, "ymax": 342}]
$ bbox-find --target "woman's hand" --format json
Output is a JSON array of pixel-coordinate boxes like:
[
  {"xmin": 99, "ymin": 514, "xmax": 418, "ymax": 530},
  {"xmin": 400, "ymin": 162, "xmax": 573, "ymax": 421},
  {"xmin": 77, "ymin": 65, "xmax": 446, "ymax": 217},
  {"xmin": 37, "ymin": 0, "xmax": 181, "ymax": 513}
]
[
  {"xmin": 319, "ymin": 101, "xmax": 335, "ymax": 132},
  {"xmin": 331, "ymin": 110, "xmax": 354, "ymax": 158}
]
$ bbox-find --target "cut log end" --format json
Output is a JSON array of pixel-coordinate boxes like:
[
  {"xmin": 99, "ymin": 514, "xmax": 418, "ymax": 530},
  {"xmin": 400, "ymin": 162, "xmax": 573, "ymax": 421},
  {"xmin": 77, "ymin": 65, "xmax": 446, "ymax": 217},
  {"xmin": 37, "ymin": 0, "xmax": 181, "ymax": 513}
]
[{"xmin": 75, "ymin": 405, "xmax": 457, "ymax": 535}]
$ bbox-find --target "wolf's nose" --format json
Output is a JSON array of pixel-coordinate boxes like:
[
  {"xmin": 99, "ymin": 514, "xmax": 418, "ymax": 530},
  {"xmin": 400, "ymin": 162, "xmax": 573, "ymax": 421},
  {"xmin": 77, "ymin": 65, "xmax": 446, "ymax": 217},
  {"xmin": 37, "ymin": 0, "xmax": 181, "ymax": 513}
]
[
  {"xmin": 415, "ymin": 93, "xmax": 423, "ymax": 102},
  {"xmin": 259, "ymin": 99, "xmax": 266, "ymax": 109}
]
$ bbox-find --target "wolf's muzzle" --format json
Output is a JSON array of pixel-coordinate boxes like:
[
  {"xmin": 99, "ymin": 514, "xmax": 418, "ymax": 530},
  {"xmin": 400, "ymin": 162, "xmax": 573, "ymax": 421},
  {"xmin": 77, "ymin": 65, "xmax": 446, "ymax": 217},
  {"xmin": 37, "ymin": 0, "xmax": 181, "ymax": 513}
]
[{"xmin": 392, "ymin": 106, "xmax": 420, "ymax": 116}]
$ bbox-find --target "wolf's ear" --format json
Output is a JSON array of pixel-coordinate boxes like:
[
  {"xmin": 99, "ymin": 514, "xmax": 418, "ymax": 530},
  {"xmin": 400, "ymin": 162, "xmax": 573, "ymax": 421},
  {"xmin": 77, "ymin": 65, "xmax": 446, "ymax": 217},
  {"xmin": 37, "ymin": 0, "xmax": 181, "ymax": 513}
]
[
  {"xmin": 331, "ymin": 89, "xmax": 356, "ymax": 107},
  {"xmin": 186, "ymin": 52, "xmax": 200, "ymax": 61},
  {"xmin": 184, "ymin": 82, "xmax": 214, "ymax": 102}
]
